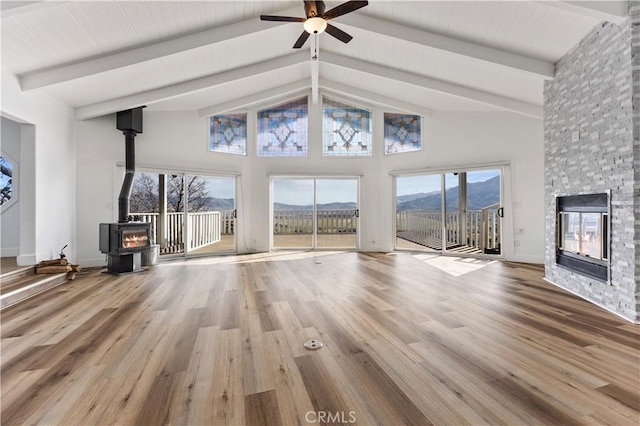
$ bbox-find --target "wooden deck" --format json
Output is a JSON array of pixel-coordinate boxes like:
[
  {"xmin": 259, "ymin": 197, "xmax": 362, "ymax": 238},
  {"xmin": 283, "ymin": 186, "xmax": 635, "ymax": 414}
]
[
  {"xmin": 1, "ymin": 251, "xmax": 638, "ymax": 425},
  {"xmin": 396, "ymin": 232, "xmax": 484, "ymax": 254},
  {"xmin": 274, "ymin": 233, "xmax": 357, "ymax": 249}
]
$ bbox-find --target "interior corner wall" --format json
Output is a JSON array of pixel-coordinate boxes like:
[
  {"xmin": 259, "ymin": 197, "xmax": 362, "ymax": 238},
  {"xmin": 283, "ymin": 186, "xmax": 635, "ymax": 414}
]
[
  {"xmin": 1, "ymin": 67, "xmax": 77, "ymax": 264},
  {"xmin": 544, "ymin": 17, "xmax": 637, "ymax": 322},
  {"xmin": 75, "ymin": 108, "xmax": 543, "ymax": 267},
  {"xmin": 1, "ymin": 117, "xmax": 21, "ymax": 256}
]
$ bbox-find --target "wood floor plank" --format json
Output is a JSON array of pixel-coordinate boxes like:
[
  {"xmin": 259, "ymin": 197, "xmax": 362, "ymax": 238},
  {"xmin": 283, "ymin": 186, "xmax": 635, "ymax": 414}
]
[
  {"xmin": 244, "ymin": 390, "xmax": 283, "ymax": 426},
  {"xmin": 293, "ymin": 354, "xmax": 353, "ymax": 421},
  {"xmin": 1, "ymin": 252, "xmax": 638, "ymax": 425}
]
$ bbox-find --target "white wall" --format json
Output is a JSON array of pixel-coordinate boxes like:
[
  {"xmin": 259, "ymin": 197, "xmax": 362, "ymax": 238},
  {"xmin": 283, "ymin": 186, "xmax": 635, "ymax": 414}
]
[
  {"xmin": 1, "ymin": 68, "xmax": 76, "ymax": 264},
  {"xmin": 1, "ymin": 117, "xmax": 21, "ymax": 256},
  {"xmin": 76, "ymin": 106, "xmax": 544, "ymax": 266}
]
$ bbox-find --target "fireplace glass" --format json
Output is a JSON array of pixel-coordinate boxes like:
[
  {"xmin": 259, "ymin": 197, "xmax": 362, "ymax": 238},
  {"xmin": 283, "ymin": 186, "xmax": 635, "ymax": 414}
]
[
  {"xmin": 558, "ymin": 212, "xmax": 607, "ymax": 261},
  {"xmin": 122, "ymin": 228, "xmax": 149, "ymax": 249},
  {"xmin": 556, "ymin": 193, "xmax": 609, "ymax": 282}
]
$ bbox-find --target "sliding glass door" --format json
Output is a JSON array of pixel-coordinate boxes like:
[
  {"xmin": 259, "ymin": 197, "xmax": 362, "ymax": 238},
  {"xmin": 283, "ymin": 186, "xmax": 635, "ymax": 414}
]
[
  {"xmin": 186, "ymin": 175, "xmax": 236, "ymax": 255},
  {"xmin": 272, "ymin": 177, "xmax": 358, "ymax": 250},
  {"xmin": 395, "ymin": 168, "xmax": 503, "ymax": 256},
  {"xmin": 316, "ymin": 179, "xmax": 358, "ymax": 249},
  {"xmin": 272, "ymin": 179, "xmax": 314, "ymax": 249},
  {"xmin": 129, "ymin": 170, "xmax": 236, "ymax": 258},
  {"xmin": 395, "ymin": 174, "xmax": 443, "ymax": 251}
]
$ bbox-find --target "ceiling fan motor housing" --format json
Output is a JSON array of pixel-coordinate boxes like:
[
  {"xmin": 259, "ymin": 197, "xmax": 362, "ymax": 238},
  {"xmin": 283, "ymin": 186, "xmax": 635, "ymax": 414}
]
[{"xmin": 304, "ymin": 1, "xmax": 326, "ymax": 18}]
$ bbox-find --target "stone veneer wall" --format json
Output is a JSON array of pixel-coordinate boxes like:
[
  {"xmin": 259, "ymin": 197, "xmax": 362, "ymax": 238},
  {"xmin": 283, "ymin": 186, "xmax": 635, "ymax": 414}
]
[
  {"xmin": 544, "ymin": 6, "xmax": 638, "ymax": 322},
  {"xmin": 632, "ymin": 3, "xmax": 640, "ymax": 321}
]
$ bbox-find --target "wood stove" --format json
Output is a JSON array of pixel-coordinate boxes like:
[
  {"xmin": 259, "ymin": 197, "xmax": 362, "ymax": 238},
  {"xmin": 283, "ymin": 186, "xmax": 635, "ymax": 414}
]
[
  {"xmin": 99, "ymin": 106, "xmax": 151, "ymax": 274},
  {"xmin": 99, "ymin": 222, "xmax": 151, "ymax": 273}
]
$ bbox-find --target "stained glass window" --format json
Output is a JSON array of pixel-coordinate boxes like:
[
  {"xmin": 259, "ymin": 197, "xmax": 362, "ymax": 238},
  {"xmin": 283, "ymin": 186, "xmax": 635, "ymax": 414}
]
[
  {"xmin": 384, "ymin": 113, "xmax": 421, "ymax": 154},
  {"xmin": 209, "ymin": 114, "xmax": 247, "ymax": 155},
  {"xmin": 257, "ymin": 97, "xmax": 308, "ymax": 157},
  {"xmin": 323, "ymin": 97, "xmax": 372, "ymax": 156}
]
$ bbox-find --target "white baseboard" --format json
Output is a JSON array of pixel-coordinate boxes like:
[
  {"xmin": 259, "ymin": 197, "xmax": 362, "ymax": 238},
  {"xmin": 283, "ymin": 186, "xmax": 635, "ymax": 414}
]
[
  {"xmin": 1, "ymin": 247, "xmax": 19, "ymax": 257},
  {"xmin": 17, "ymin": 253, "xmax": 37, "ymax": 266},
  {"xmin": 505, "ymin": 254, "xmax": 545, "ymax": 264},
  {"xmin": 543, "ymin": 277, "xmax": 638, "ymax": 324},
  {"xmin": 78, "ymin": 257, "xmax": 107, "ymax": 268}
]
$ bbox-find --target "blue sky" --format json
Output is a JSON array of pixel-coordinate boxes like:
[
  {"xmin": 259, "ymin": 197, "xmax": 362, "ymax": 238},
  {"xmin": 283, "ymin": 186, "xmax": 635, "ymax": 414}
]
[
  {"xmin": 138, "ymin": 170, "xmax": 498, "ymax": 206},
  {"xmin": 396, "ymin": 169, "xmax": 500, "ymax": 196},
  {"xmin": 273, "ymin": 179, "xmax": 358, "ymax": 205}
]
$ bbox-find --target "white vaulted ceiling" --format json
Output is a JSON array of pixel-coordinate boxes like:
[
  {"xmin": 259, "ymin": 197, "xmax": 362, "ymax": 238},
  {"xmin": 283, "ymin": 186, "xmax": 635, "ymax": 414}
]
[{"xmin": 0, "ymin": 1, "xmax": 627, "ymax": 120}]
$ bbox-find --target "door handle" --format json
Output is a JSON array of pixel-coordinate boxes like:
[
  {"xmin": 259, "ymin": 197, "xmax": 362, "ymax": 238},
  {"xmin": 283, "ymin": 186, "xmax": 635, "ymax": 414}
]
[
  {"xmin": 354, "ymin": 209, "xmax": 359, "ymax": 218},
  {"xmin": 232, "ymin": 209, "xmax": 237, "ymax": 219},
  {"xmin": 497, "ymin": 207, "xmax": 504, "ymax": 218}
]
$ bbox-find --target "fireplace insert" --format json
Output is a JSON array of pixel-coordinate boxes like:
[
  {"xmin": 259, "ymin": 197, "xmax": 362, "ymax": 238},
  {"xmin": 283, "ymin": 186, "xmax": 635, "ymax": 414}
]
[{"xmin": 556, "ymin": 192, "xmax": 609, "ymax": 282}]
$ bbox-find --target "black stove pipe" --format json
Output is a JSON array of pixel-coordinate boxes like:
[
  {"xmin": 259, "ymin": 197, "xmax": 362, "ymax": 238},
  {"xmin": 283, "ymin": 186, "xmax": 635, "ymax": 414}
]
[
  {"xmin": 118, "ymin": 130, "xmax": 136, "ymax": 223},
  {"xmin": 116, "ymin": 107, "xmax": 144, "ymax": 223}
]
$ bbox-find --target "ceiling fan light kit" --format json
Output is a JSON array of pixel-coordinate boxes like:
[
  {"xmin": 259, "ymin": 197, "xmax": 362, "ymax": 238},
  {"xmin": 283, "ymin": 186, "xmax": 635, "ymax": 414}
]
[
  {"xmin": 261, "ymin": 1, "xmax": 368, "ymax": 49},
  {"xmin": 304, "ymin": 17, "xmax": 327, "ymax": 34}
]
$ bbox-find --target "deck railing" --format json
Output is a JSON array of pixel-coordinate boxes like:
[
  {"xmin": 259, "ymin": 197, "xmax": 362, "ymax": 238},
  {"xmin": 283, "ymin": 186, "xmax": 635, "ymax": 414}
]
[
  {"xmin": 132, "ymin": 210, "xmax": 234, "ymax": 253},
  {"xmin": 396, "ymin": 205, "xmax": 500, "ymax": 252},
  {"xmin": 131, "ymin": 207, "xmax": 497, "ymax": 254},
  {"xmin": 273, "ymin": 210, "xmax": 357, "ymax": 234}
]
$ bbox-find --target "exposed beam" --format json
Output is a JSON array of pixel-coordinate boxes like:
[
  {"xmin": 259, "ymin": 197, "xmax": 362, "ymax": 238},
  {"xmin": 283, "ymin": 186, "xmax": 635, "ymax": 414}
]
[
  {"xmin": 75, "ymin": 52, "xmax": 309, "ymax": 120},
  {"xmin": 321, "ymin": 52, "xmax": 542, "ymax": 119},
  {"xmin": 537, "ymin": 1, "xmax": 627, "ymax": 24},
  {"xmin": 338, "ymin": 13, "xmax": 555, "ymax": 79},
  {"xmin": 20, "ymin": 6, "xmax": 301, "ymax": 91},
  {"xmin": 198, "ymin": 80, "xmax": 310, "ymax": 118},
  {"xmin": 318, "ymin": 79, "xmax": 433, "ymax": 118}
]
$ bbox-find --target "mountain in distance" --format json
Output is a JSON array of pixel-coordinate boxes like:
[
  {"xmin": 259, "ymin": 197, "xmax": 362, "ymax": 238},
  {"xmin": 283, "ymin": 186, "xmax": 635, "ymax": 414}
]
[
  {"xmin": 396, "ymin": 191, "xmax": 438, "ymax": 203},
  {"xmin": 397, "ymin": 176, "xmax": 500, "ymax": 211},
  {"xmin": 274, "ymin": 201, "xmax": 357, "ymax": 211},
  {"xmin": 205, "ymin": 197, "xmax": 235, "ymax": 210}
]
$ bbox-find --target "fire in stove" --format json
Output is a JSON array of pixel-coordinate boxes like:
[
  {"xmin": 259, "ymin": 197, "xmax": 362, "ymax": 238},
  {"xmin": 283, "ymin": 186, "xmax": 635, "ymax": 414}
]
[{"xmin": 122, "ymin": 229, "xmax": 149, "ymax": 249}]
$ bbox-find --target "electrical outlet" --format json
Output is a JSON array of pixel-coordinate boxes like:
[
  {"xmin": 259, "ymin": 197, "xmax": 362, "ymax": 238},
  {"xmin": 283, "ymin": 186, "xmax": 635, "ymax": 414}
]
[{"xmin": 572, "ymin": 131, "xmax": 580, "ymax": 142}]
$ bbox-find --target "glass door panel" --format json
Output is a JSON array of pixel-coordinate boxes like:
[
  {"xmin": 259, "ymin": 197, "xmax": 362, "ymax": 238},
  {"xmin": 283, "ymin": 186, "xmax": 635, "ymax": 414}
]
[
  {"xmin": 163, "ymin": 174, "xmax": 186, "ymax": 256},
  {"xmin": 130, "ymin": 172, "xmax": 185, "ymax": 257},
  {"xmin": 395, "ymin": 174, "xmax": 443, "ymax": 251},
  {"xmin": 316, "ymin": 179, "xmax": 358, "ymax": 249},
  {"xmin": 444, "ymin": 172, "xmax": 461, "ymax": 251},
  {"xmin": 466, "ymin": 169, "xmax": 502, "ymax": 255},
  {"xmin": 186, "ymin": 175, "xmax": 236, "ymax": 255},
  {"xmin": 273, "ymin": 179, "xmax": 314, "ymax": 248}
]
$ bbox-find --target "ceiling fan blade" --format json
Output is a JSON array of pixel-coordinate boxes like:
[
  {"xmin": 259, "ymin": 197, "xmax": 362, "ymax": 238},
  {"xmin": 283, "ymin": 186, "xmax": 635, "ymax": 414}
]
[
  {"xmin": 260, "ymin": 15, "xmax": 306, "ymax": 22},
  {"xmin": 325, "ymin": 23, "xmax": 353, "ymax": 44},
  {"xmin": 293, "ymin": 31, "xmax": 311, "ymax": 49},
  {"xmin": 322, "ymin": 1, "xmax": 368, "ymax": 20}
]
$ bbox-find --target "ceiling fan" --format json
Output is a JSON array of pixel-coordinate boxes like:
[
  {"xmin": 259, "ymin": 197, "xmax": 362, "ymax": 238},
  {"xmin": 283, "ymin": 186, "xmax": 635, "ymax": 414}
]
[{"xmin": 260, "ymin": 1, "xmax": 368, "ymax": 49}]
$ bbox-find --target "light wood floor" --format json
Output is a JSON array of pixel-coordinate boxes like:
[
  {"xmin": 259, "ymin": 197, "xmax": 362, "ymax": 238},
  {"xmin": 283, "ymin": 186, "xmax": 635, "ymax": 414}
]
[
  {"xmin": 1, "ymin": 251, "xmax": 638, "ymax": 425},
  {"xmin": 0, "ymin": 257, "xmax": 22, "ymax": 275}
]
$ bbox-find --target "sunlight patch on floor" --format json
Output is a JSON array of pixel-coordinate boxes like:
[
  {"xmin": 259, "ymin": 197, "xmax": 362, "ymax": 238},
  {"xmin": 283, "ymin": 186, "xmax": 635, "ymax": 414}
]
[{"xmin": 414, "ymin": 254, "xmax": 497, "ymax": 277}]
